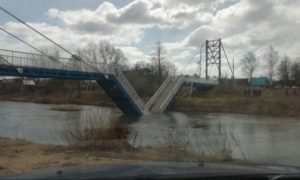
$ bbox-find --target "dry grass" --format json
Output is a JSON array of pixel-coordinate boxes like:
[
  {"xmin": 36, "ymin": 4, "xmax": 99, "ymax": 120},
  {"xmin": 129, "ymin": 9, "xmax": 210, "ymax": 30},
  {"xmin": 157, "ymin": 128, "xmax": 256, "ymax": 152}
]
[
  {"xmin": 203, "ymin": 123, "xmax": 246, "ymax": 161},
  {"xmin": 0, "ymin": 89, "xmax": 115, "ymax": 107},
  {"xmin": 154, "ymin": 124, "xmax": 246, "ymax": 162},
  {"xmin": 174, "ymin": 86, "xmax": 300, "ymax": 116},
  {"xmin": 0, "ymin": 137, "xmax": 134, "ymax": 175},
  {"xmin": 58, "ymin": 108, "xmax": 246, "ymax": 163},
  {"xmin": 50, "ymin": 105, "xmax": 81, "ymax": 112},
  {"xmin": 0, "ymin": 135, "xmax": 246, "ymax": 175},
  {"xmin": 60, "ymin": 109, "xmax": 133, "ymax": 151}
]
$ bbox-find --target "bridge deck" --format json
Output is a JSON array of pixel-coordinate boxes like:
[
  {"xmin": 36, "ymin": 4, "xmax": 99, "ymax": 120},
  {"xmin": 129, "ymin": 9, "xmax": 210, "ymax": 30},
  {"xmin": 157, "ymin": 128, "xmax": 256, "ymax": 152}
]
[
  {"xmin": 146, "ymin": 76, "xmax": 183, "ymax": 112},
  {"xmin": 0, "ymin": 49, "xmax": 144, "ymax": 117},
  {"xmin": 145, "ymin": 76, "xmax": 218, "ymax": 113}
]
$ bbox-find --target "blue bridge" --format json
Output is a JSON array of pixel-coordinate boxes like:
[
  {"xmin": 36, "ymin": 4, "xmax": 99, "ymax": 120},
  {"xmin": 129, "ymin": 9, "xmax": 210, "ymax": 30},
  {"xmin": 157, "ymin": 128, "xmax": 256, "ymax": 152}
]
[{"xmin": 0, "ymin": 48, "xmax": 218, "ymax": 117}]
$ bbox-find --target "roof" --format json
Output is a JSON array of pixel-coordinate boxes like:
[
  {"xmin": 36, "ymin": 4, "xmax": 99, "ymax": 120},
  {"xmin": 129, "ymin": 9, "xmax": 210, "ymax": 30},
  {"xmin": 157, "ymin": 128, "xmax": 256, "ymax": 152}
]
[
  {"xmin": 250, "ymin": 77, "xmax": 268, "ymax": 86},
  {"xmin": 23, "ymin": 79, "xmax": 36, "ymax": 86}
]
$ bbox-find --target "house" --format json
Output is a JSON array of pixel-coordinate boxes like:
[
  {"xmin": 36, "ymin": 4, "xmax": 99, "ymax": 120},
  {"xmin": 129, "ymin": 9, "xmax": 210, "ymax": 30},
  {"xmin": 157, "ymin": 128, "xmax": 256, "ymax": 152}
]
[
  {"xmin": 250, "ymin": 77, "xmax": 268, "ymax": 87},
  {"xmin": 22, "ymin": 79, "xmax": 36, "ymax": 86},
  {"xmin": 233, "ymin": 78, "xmax": 249, "ymax": 86}
]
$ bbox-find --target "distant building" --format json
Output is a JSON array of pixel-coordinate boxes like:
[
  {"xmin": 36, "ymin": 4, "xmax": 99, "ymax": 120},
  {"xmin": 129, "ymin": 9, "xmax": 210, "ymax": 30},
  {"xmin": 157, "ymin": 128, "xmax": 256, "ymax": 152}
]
[
  {"xmin": 0, "ymin": 77, "xmax": 20, "ymax": 84},
  {"xmin": 22, "ymin": 79, "xmax": 36, "ymax": 86},
  {"xmin": 234, "ymin": 78, "xmax": 249, "ymax": 86},
  {"xmin": 250, "ymin": 77, "xmax": 268, "ymax": 87}
]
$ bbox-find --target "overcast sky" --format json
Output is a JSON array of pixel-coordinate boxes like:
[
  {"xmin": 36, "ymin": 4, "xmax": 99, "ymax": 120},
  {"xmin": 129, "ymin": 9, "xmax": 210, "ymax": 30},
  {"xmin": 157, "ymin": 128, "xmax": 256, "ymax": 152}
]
[{"xmin": 0, "ymin": 0, "xmax": 299, "ymax": 78}]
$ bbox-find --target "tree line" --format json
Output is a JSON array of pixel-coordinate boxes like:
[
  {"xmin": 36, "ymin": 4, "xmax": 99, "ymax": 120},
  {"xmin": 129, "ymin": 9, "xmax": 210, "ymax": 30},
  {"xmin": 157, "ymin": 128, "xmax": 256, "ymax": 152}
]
[
  {"xmin": 39, "ymin": 41, "xmax": 300, "ymax": 88},
  {"xmin": 241, "ymin": 46, "xmax": 300, "ymax": 87},
  {"xmin": 40, "ymin": 40, "xmax": 176, "ymax": 86}
]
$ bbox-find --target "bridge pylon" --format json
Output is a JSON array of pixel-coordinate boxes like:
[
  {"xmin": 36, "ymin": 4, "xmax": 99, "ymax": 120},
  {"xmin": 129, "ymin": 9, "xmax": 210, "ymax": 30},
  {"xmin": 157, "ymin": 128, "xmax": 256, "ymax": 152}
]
[
  {"xmin": 205, "ymin": 39, "xmax": 222, "ymax": 81},
  {"xmin": 204, "ymin": 39, "xmax": 234, "ymax": 84}
]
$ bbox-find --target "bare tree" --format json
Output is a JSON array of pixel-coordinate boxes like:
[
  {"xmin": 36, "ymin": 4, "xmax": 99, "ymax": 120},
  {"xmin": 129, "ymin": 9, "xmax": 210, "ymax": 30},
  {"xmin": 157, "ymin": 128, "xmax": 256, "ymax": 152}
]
[
  {"xmin": 39, "ymin": 46, "xmax": 61, "ymax": 62},
  {"xmin": 291, "ymin": 62, "xmax": 300, "ymax": 86},
  {"xmin": 278, "ymin": 56, "xmax": 291, "ymax": 87},
  {"xmin": 151, "ymin": 41, "xmax": 166, "ymax": 84},
  {"xmin": 98, "ymin": 41, "xmax": 127, "ymax": 66},
  {"xmin": 77, "ymin": 40, "xmax": 128, "ymax": 71},
  {"xmin": 76, "ymin": 41, "xmax": 128, "ymax": 96},
  {"xmin": 264, "ymin": 46, "xmax": 279, "ymax": 85},
  {"xmin": 163, "ymin": 61, "xmax": 177, "ymax": 76},
  {"xmin": 241, "ymin": 51, "xmax": 258, "ymax": 81}
]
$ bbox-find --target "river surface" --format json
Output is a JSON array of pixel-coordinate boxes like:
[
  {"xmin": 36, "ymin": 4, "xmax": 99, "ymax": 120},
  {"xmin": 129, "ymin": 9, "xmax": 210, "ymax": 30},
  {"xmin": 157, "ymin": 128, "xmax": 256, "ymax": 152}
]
[{"xmin": 0, "ymin": 101, "xmax": 300, "ymax": 166}]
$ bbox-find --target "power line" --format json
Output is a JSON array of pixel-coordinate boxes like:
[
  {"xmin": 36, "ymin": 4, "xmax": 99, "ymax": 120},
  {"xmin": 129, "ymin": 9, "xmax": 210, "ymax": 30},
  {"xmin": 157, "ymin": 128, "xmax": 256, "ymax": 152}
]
[
  {"xmin": 0, "ymin": 26, "xmax": 53, "ymax": 58},
  {"xmin": 181, "ymin": 52, "xmax": 197, "ymax": 74},
  {"xmin": 0, "ymin": 6, "xmax": 74, "ymax": 57}
]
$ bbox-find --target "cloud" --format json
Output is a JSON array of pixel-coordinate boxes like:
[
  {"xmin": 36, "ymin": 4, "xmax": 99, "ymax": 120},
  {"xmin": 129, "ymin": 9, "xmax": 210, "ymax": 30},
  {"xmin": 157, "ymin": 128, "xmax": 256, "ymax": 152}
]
[
  {"xmin": 47, "ymin": 2, "xmax": 140, "ymax": 36},
  {"xmin": 48, "ymin": 0, "xmax": 218, "ymax": 31},
  {"xmin": 162, "ymin": 0, "xmax": 300, "ymax": 75},
  {"xmin": 2, "ymin": 0, "xmax": 300, "ymax": 77},
  {"xmin": 119, "ymin": 46, "xmax": 150, "ymax": 66},
  {"xmin": 106, "ymin": 0, "xmax": 166, "ymax": 25},
  {"xmin": 183, "ymin": 26, "xmax": 222, "ymax": 47}
]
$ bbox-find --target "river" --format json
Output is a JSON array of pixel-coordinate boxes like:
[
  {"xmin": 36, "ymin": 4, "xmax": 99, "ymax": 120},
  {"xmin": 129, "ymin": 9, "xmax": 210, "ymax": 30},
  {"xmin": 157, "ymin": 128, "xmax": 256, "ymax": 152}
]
[{"xmin": 0, "ymin": 101, "xmax": 300, "ymax": 166}]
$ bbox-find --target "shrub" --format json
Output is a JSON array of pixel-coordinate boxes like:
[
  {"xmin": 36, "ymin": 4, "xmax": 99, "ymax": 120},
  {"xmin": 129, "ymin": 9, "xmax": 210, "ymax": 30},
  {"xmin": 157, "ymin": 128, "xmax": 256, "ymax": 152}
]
[{"xmin": 60, "ymin": 108, "xmax": 132, "ymax": 151}]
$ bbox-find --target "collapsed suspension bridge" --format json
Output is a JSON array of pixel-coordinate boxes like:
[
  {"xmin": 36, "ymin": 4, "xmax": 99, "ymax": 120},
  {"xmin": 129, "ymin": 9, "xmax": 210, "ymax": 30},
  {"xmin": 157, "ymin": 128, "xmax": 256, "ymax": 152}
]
[
  {"xmin": 0, "ymin": 48, "xmax": 218, "ymax": 116},
  {"xmin": 0, "ymin": 6, "xmax": 232, "ymax": 117}
]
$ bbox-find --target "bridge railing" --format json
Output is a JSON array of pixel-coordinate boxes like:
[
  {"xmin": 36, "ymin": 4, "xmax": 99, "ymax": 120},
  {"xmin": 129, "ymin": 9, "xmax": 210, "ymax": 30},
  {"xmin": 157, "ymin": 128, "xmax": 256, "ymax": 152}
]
[
  {"xmin": 0, "ymin": 48, "xmax": 146, "ymax": 112},
  {"xmin": 159, "ymin": 76, "xmax": 185, "ymax": 111},
  {"xmin": 116, "ymin": 70, "xmax": 145, "ymax": 111},
  {"xmin": 184, "ymin": 76, "xmax": 219, "ymax": 85},
  {"xmin": 144, "ymin": 76, "xmax": 172, "ymax": 111},
  {"xmin": 0, "ymin": 48, "xmax": 98, "ymax": 73}
]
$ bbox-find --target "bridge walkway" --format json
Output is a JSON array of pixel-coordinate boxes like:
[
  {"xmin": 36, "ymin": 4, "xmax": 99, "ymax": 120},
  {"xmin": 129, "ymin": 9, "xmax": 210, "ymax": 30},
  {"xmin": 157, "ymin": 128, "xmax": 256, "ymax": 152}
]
[
  {"xmin": 146, "ymin": 76, "xmax": 184, "ymax": 112},
  {"xmin": 0, "ymin": 49, "xmax": 145, "ymax": 117},
  {"xmin": 145, "ymin": 76, "xmax": 218, "ymax": 113}
]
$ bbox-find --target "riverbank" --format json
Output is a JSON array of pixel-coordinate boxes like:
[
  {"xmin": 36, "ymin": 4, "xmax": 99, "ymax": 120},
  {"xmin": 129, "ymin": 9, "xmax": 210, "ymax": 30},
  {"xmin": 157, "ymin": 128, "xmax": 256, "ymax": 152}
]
[
  {"xmin": 0, "ymin": 137, "xmax": 239, "ymax": 176},
  {"xmin": 173, "ymin": 86, "xmax": 300, "ymax": 117},
  {"xmin": 173, "ymin": 96, "xmax": 300, "ymax": 117},
  {"xmin": 0, "ymin": 91, "xmax": 114, "ymax": 107},
  {"xmin": 1, "ymin": 84, "xmax": 299, "ymax": 117}
]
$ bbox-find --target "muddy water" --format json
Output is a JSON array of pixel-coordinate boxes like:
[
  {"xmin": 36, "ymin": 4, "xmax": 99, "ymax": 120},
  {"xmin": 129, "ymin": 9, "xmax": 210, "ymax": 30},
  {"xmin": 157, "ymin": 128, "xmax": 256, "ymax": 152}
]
[{"xmin": 0, "ymin": 101, "xmax": 300, "ymax": 166}]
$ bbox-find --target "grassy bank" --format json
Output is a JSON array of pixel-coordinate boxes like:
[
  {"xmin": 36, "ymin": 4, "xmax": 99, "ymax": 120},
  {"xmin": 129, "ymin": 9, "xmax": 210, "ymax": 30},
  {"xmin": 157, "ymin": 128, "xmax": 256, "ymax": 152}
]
[
  {"xmin": 0, "ymin": 89, "xmax": 114, "ymax": 107},
  {"xmin": 173, "ymin": 86, "xmax": 300, "ymax": 117},
  {"xmin": 0, "ymin": 136, "xmax": 243, "ymax": 175},
  {"xmin": 2, "ymin": 80, "xmax": 298, "ymax": 117}
]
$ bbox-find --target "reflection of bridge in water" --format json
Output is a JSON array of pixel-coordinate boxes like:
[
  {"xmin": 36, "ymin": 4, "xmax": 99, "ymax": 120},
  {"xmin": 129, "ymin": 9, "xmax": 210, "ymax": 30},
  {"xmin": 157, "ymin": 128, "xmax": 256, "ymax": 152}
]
[{"xmin": 0, "ymin": 48, "xmax": 218, "ymax": 117}]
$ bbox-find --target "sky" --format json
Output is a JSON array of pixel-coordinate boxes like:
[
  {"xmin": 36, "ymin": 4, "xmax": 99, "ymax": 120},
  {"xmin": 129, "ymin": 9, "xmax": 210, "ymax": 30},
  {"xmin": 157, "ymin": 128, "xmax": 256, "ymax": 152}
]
[{"xmin": 0, "ymin": 0, "xmax": 300, "ymax": 78}]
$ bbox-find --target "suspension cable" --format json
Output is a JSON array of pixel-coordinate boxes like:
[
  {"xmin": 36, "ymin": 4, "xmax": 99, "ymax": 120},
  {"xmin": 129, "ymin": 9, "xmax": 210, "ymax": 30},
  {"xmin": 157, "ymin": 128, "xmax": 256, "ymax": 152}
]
[
  {"xmin": 0, "ymin": 26, "xmax": 54, "ymax": 58},
  {"xmin": 181, "ymin": 52, "xmax": 198, "ymax": 74},
  {"xmin": 0, "ymin": 6, "xmax": 106, "ymax": 74},
  {"xmin": 0, "ymin": 6, "xmax": 74, "ymax": 57},
  {"xmin": 181, "ymin": 41, "xmax": 207, "ymax": 76},
  {"xmin": 221, "ymin": 42, "xmax": 234, "ymax": 76},
  {"xmin": 198, "ymin": 41, "xmax": 206, "ymax": 77}
]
